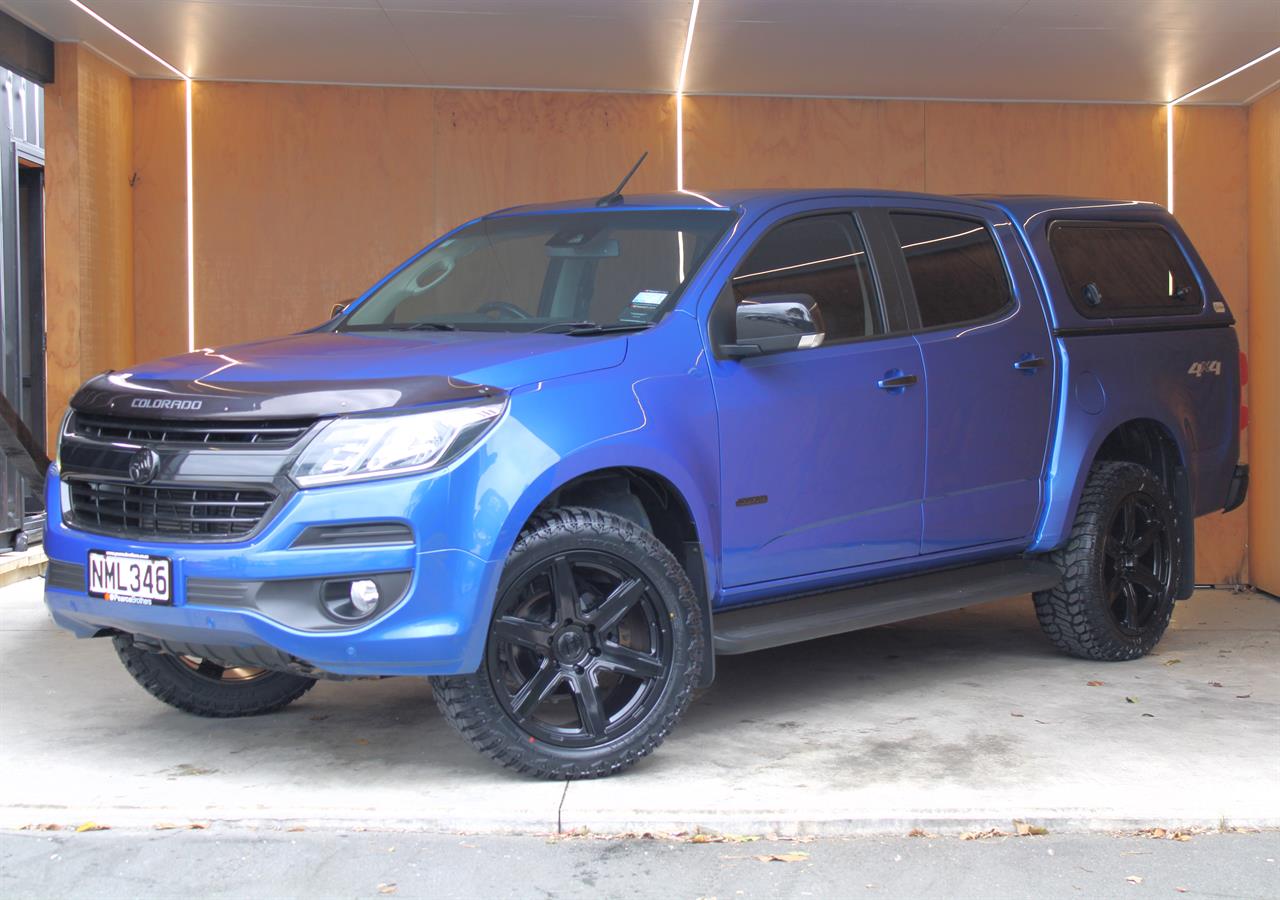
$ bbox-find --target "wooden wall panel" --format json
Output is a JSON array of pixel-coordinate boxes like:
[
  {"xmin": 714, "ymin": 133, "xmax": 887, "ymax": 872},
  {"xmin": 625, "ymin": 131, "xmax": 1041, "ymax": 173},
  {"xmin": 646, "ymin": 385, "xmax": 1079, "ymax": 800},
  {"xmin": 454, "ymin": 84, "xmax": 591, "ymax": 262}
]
[
  {"xmin": 189, "ymin": 83, "xmax": 436, "ymax": 349},
  {"xmin": 1174, "ymin": 105, "xmax": 1251, "ymax": 584},
  {"xmin": 922, "ymin": 102, "xmax": 1166, "ymax": 200},
  {"xmin": 131, "ymin": 80, "xmax": 187, "ymax": 364},
  {"xmin": 41, "ymin": 44, "xmax": 134, "ymax": 445},
  {"xmin": 433, "ymin": 90, "xmax": 676, "ymax": 234},
  {"xmin": 1247, "ymin": 88, "xmax": 1280, "ymax": 591},
  {"xmin": 74, "ymin": 48, "xmax": 134, "ymax": 379},
  {"xmin": 682, "ymin": 96, "xmax": 924, "ymax": 190},
  {"xmin": 42, "ymin": 43, "xmax": 82, "ymax": 448}
]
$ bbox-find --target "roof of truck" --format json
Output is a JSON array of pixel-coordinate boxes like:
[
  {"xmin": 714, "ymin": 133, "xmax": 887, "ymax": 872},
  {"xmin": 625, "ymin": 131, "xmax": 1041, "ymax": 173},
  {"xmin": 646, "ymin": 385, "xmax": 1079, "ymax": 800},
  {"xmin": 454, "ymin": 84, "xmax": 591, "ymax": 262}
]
[{"xmin": 489, "ymin": 190, "xmax": 1168, "ymax": 220}]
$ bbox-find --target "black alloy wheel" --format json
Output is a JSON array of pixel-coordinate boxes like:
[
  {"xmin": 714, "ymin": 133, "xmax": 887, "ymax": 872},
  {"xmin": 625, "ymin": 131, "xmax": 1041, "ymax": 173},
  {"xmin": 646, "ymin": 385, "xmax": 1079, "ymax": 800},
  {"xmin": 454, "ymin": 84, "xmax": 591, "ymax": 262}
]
[
  {"xmin": 430, "ymin": 507, "xmax": 702, "ymax": 778},
  {"xmin": 1102, "ymin": 492, "xmax": 1173, "ymax": 635},
  {"xmin": 1033, "ymin": 461, "xmax": 1180, "ymax": 661},
  {"xmin": 487, "ymin": 550, "xmax": 672, "ymax": 747}
]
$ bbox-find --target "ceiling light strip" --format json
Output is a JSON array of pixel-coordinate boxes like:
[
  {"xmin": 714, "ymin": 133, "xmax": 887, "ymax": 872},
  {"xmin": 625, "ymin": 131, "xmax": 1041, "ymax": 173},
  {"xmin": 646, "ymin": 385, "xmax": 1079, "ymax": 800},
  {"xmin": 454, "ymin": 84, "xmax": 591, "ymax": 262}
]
[
  {"xmin": 1173, "ymin": 46, "xmax": 1280, "ymax": 106},
  {"xmin": 65, "ymin": 0, "xmax": 196, "ymax": 352},
  {"xmin": 675, "ymin": 0, "xmax": 700, "ymax": 192},
  {"xmin": 1166, "ymin": 44, "xmax": 1280, "ymax": 213}
]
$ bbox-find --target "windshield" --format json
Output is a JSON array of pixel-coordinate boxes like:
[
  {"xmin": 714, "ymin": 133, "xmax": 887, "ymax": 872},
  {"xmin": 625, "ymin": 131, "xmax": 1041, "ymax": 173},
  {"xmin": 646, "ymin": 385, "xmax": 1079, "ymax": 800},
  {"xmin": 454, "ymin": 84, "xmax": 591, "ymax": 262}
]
[{"xmin": 341, "ymin": 209, "xmax": 736, "ymax": 334}]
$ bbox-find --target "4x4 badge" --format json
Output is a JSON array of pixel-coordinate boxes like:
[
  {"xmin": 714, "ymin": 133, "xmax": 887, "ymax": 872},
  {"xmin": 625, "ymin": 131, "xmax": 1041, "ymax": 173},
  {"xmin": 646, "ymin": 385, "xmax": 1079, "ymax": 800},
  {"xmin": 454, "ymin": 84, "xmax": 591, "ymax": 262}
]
[{"xmin": 128, "ymin": 448, "xmax": 160, "ymax": 484}]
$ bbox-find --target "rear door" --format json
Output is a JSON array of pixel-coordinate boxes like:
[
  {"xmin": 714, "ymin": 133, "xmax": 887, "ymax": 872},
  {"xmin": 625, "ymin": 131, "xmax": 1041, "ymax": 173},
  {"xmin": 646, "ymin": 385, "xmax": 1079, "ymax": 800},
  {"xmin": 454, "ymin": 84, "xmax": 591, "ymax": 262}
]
[{"xmin": 881, "ymin": 204, "xmax": 1054, "ymax": 553}]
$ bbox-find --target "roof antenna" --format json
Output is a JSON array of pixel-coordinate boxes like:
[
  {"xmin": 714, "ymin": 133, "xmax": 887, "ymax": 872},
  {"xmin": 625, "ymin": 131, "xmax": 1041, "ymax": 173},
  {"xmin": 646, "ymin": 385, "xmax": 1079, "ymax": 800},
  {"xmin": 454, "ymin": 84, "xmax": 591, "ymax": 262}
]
[{"xmin": 597, "ymin": 151, "xmax": 648, "ymax": 207}]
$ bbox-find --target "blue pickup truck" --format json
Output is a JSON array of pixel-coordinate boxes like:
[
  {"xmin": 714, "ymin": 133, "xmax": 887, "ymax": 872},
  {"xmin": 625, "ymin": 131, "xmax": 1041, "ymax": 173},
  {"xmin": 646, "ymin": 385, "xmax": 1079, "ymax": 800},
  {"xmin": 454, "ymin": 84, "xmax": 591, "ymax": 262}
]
[{"xmin": 43, "ymin": 188, "xmax": 1246, "ymax": 778}]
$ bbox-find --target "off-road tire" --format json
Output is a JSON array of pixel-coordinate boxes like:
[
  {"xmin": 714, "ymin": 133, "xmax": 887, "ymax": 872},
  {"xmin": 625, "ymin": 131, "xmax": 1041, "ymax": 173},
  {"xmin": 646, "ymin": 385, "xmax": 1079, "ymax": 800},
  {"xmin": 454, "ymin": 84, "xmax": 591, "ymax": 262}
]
[
  {"xmin": 430, "ymin": 507, "xmax": 704, "ymax": 779},
  {"xmin": 113, "ymin": 636, "xmax": 316, "ymax": 717},
  {"xmin": 1033, "ymin": 461, "xmax": 1179, "ymax": 661}
]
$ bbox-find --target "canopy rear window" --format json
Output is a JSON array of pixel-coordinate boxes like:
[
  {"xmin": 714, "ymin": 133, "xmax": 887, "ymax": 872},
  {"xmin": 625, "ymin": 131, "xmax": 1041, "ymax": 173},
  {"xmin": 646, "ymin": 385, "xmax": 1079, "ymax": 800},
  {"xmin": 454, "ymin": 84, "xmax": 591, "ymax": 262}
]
[{"xmin": 1049, "ymin": 222, "xmax": 1203, "ymax": 319}]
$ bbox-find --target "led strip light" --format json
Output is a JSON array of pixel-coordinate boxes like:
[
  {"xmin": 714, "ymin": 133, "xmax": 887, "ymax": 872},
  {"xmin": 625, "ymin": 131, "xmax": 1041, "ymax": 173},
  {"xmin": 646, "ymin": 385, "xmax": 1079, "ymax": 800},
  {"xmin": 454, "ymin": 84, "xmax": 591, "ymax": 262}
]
[
  {"xmin": 65, "ymin": 0, "xmax": 196, "ymax": 352},
  {"xmin": 1166, "ymin": 45, "xmax": 1280, "ymax": 212},
  {"xmin": 675, "ymin": 0, "xmax": 700, "ymax": 192}
]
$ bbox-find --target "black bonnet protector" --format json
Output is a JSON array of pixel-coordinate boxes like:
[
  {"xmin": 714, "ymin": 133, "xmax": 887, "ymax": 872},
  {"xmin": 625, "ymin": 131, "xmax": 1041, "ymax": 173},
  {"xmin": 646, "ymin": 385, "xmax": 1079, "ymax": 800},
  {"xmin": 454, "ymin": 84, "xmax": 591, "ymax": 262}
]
[{"xmin": 70, "ymin": 371, "xmax": 504, "ymax": 420}]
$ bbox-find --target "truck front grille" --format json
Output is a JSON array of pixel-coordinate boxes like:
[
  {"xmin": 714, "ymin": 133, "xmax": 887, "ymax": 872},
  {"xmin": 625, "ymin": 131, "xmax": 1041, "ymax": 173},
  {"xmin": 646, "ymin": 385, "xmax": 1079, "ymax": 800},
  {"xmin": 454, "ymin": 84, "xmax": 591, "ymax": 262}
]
[
  {"xmin": 67, "ymin": 481, "xmax": 277, "ymax": 539},
  {"xmin": 72, "ymin": 413, "xmax": 313, "ymax": 446}
]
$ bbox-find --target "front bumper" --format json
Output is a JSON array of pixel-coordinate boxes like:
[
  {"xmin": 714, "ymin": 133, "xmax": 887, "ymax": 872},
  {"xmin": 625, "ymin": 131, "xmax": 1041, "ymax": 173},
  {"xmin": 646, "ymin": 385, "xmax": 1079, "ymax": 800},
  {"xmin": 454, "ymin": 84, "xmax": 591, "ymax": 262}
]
[{"xmin": 42, "ymin": 466, "xmax": 504, "ymax": 677}]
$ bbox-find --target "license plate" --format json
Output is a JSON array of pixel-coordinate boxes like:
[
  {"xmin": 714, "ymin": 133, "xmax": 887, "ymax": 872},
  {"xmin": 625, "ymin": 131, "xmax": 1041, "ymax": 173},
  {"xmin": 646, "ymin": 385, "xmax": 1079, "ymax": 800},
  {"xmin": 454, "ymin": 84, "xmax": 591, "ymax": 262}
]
[{"xmin": 87, "ymin": 550, "xmax": 172, "ymax": 605}]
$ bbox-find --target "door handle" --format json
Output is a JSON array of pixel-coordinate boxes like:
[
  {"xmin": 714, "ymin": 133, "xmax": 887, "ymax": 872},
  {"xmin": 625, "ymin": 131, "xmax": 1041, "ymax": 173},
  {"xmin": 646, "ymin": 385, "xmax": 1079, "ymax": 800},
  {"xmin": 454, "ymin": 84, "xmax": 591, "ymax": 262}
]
[
  {"xmin": 1013, "ymin": 356, "xmax": 1047, "ymax": 372},
  {"xmin": 876, "ymin": 372, "xmax": 918, "ymax": 390}
]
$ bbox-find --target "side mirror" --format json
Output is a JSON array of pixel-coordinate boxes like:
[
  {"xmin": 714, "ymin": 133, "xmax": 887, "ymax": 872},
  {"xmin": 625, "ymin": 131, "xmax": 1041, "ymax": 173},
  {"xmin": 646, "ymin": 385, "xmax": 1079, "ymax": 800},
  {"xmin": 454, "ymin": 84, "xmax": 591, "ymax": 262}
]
[
  {"xmin": 331, "ymin": 300, "xmax": 353, "ymax": 318},
  {"xmin": 720, "ymin": 294, "xmax": 825, "ymax": 359}
]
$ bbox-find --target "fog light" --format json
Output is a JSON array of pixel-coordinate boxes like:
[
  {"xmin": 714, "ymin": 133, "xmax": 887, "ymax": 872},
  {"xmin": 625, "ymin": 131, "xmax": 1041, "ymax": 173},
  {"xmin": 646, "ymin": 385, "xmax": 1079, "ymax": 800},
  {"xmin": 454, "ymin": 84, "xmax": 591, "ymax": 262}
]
[{"xmin": 349, "ymin": 579, "xmax": 380, "ymax": 614}]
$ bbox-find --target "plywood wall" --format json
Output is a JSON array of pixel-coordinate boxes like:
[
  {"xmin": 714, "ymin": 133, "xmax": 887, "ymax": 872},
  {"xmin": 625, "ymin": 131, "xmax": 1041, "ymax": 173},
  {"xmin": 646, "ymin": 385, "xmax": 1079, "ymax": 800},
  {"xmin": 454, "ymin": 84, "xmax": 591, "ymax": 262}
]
[
  {"xmin": 131, "ymin": 80, "xmax": 186, "ymax": 365},
  {"xmin": 1174, "ymin": 105, "xmax": 1252, "ymax": 584},
  {"xmin": 42, "ymin": 44, "xmax": 134, "ymax": 446},
  {"xmin": 1247, "ymin": 88, "xmax": 1280, "ymax": 592}
]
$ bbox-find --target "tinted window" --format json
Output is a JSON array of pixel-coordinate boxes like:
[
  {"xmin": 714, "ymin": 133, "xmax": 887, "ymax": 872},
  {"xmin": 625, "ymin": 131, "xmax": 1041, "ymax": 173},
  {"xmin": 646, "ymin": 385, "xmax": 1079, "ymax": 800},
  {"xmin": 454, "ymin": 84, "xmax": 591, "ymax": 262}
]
[
  {"xmin": 343, "ymin": 210, "xmax": 735, "ymax": 333},
  {"xmin": 1049, "ymin": 222, "xmax": 1202, "ymax": 318},
  {"xmin": 732, "ymin": 214, "xmax": 881, "ymax": 343},
  {"xmin": 890, "ymin": 213, "xmax": 1013, "ymax": 329}
]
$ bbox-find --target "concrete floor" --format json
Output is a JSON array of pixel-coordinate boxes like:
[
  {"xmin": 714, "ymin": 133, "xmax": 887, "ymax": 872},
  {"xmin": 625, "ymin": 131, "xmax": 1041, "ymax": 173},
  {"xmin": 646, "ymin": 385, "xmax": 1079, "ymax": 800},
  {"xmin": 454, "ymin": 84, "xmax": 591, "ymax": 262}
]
[
  {"xmin": 1, "ymin": 576, "xmax": 1277, "ymax": 835},
  {"xmin": 5, "ymin": 829, "xmax": 1278, "ymax": 900}
]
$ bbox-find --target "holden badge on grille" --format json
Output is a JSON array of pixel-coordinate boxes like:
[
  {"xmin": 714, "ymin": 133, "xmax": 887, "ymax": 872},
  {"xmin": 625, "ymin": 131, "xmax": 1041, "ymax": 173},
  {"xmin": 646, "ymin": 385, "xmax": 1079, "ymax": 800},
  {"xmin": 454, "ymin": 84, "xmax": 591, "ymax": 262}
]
[{"xmin": 128, "ymin": 448, "xmax": 160, "ymax": 485}]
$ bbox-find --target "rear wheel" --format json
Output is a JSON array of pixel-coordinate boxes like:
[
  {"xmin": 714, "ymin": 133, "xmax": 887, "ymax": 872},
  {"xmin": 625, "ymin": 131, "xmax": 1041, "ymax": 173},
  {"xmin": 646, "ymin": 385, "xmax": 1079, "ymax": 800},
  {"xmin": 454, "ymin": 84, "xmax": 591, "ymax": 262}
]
[
  {"xmin": 1034, "ymin": 461, "xmax": 1179, "ymax": 660},
  {"xmin": 113, "ymin": 636, "xmax": 316, "ymax": 717},
  {"xmin": 431, "ymin": 507, "xmax": 703, "ymax": 779}
]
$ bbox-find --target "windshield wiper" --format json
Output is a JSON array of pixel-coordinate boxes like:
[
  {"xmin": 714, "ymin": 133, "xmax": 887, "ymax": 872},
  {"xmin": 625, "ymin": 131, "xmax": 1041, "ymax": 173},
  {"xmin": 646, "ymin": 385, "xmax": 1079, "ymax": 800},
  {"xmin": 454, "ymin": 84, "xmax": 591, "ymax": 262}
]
[
  {"xmin": 533, "ymin": 321, "xmax": 654, "ymax": 336},
  {"xmin": 341, "ymin": 321, "xmax": 458, "ymax": 332},
  {"xmin": 377, "ymin": 321, "xmax": 458, "ymax": 331}
]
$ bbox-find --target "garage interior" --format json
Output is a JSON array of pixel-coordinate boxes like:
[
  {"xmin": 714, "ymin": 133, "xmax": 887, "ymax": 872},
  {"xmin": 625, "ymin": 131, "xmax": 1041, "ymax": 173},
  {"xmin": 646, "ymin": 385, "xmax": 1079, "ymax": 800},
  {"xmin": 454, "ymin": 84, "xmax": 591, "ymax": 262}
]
[{"xmin": 0, "ymin": 0, "xmax": 1277, "ymax": 834}]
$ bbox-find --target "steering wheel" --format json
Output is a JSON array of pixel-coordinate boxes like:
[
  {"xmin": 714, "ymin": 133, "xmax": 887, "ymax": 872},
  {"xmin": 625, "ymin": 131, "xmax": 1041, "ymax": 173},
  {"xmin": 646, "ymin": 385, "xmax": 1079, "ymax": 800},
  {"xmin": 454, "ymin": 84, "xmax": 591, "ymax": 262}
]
[{"xmin": 475, "ymin": 301, "xmax": 531, "ymax": 320}]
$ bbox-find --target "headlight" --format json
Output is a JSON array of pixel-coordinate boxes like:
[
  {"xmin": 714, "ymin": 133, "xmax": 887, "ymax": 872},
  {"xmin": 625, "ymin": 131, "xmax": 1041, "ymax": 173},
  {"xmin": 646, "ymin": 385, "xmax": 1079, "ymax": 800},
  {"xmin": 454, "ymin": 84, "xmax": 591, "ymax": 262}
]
[{"xmin": 291, "ymin": 401, "xmax": 504, "ymax": 487}]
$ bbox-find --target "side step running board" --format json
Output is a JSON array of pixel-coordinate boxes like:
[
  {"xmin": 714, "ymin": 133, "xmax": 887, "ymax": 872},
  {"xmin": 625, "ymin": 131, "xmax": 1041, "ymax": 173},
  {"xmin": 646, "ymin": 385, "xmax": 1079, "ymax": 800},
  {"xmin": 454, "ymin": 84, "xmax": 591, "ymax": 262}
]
[{"xmin": 712, "ymin": 558, "xmax": 1062, "ymax": 655}]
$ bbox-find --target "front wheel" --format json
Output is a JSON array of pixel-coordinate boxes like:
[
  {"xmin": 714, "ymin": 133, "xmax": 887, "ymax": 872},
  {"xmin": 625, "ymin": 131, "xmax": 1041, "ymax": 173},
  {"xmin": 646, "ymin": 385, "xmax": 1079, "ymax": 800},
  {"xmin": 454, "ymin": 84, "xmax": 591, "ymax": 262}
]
[
  {"xmin": 1034, "ymin": 461, "xmax": 1179, "ymax": 661},
  {"xmin": 113, "ymin": 637, "xmax": 317, "ymax": 717},
  {"xmin": 431, "ymin": 507, "xmax": 703, "ymax": 779}
]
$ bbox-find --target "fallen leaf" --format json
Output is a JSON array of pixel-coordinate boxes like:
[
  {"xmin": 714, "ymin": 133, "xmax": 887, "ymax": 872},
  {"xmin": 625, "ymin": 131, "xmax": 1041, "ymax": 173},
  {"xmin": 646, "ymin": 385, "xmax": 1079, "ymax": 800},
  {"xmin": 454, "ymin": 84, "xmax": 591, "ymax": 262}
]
[
  {"xmin": 187, "ymin": 823, "xmax": 207, "ymax": 830},
  {"xmin": 287, "ymin": 826, "xmax": 305, "ymax": 833},
  {"xmin": 1087, "ymin": 681, "xmax": 1105, "ymax": 687},
  {"xmin": 20, "ymin": 824, "xmax": 61, "ymax": 831},
  {"xmin": 1014, "ymin": 820, "xmax": 1048, "ymax": 836},
  {"xmin": 377, "ymin": 883, "xmax": 397, "ymax": 895},
  {"xmin": 960, "ymin": 829, "xmax": 1008, "ymax": 841},
  {"xmin": 1209, "ymin": 682, "xmax": 1224, "ymax": 688},
  {"xmin": 1010, "ymin": 712, "xmax": 1024, "ymax": 718},
  {"xmin": 754, "ymin": 852, "xmax": 809, "ymax": 863},
  {"xmin": 355, "ymin": 738, "xmax": 370, "ymax": 746},
  {"xmin": 1162, "ymin": 658, "xmax": 1182, "ymax": 666},
  {"xmin": 1126, "ymin": 876, "xmax": 1143, "ymax": 885},
  {"xmin": 690, "ymin": 833, "xmax": 716, "ymax": 843},
  {"xmin": 1142, "ymin": 713, "xmax": 1155, "ymax": 717},
  {"xmin": 1175, "ymin": 887, "xmax": 1188, "ymax": 893},
  {"xmin": 75, "ymin": 822, "xmax": 109, "ymax": 833},
  {"xmin": 1236, "ymin": 694, "xmax": 1252, "ymax": 699},
  {"xmin": 907, "ymin": 828, "xmax": 936, "ymax": 838},
  {"xmin": 1125, "ymin": 697, "xmax": 1139, "ymax": 704}
]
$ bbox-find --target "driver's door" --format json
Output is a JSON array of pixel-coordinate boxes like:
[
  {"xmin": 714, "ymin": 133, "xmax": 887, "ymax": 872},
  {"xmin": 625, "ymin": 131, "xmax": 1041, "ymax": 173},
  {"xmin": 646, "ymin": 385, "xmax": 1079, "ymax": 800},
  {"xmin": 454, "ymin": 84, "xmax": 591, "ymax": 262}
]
[{"xmin": 708, "ymin": 210, "xmax": 926, "ymax": 590}]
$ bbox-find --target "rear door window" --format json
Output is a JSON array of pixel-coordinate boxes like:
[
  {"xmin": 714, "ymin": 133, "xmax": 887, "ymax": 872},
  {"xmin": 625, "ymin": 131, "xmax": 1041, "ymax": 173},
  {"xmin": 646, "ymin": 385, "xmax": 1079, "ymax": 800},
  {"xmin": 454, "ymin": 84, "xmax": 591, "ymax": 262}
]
[
  {"xmin": 889, "ymin": 213, "xmax": 1014, "ymax": 329},
  {"xmin": 1049, "ymin": 222, "xmax": 1202, "ymax": 318}
]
